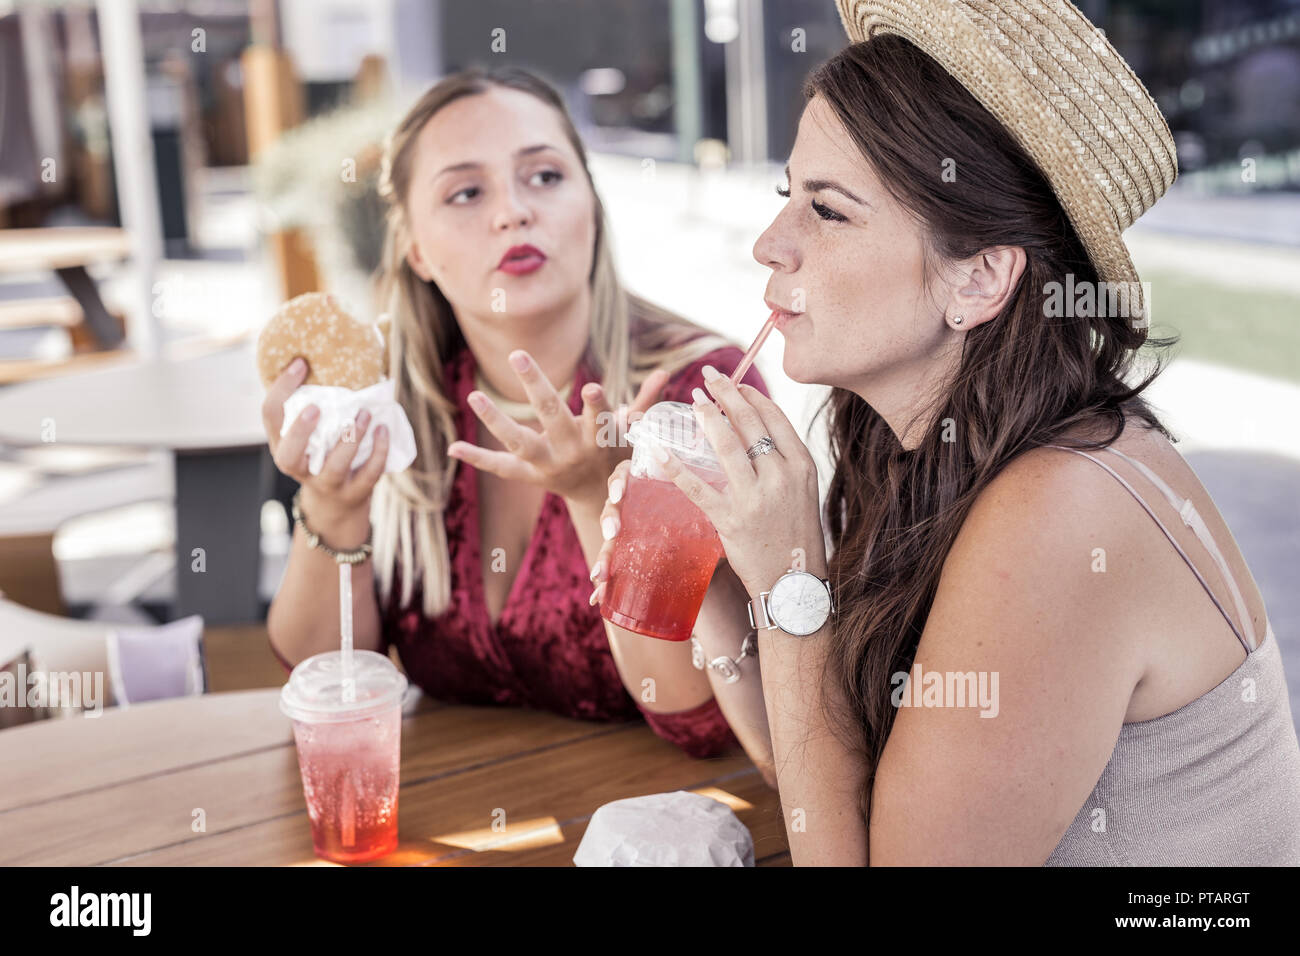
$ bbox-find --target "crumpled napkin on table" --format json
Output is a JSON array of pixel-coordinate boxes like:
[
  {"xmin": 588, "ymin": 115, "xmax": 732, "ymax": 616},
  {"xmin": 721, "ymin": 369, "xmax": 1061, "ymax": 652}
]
[
  {"xmin": 573, "ymin": 790, "xmax": 755, "ymax": 866},
  {"xmin": 280, "ymin": 380, "xmax": 416, "ymax": 476}
]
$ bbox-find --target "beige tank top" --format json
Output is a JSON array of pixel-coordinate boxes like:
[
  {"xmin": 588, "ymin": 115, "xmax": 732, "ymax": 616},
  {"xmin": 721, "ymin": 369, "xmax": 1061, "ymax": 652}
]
[{"xmin": 1041, "ymin": 444, "xmax": 1300, "ymax": 865}]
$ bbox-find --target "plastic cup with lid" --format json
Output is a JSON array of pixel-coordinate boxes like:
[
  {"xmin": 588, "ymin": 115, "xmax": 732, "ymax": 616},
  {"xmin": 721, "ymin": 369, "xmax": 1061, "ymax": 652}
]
[
  {"xmin": 600, "ymin": 401, "xmax": 735, "ymax": 641},
  {"xmin": 627, "ymin": 400, "xmax": 733, "ymax": 488},
  {"xmin": 279, "ymin": 649, "xmax": 408, "ymax": 862}
]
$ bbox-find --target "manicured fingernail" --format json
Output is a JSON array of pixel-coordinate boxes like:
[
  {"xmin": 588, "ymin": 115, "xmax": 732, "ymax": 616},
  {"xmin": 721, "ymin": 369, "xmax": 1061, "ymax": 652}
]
[
  {"xmin": 468, "ymin": 391, "xmax": 486, "ymax": 411},
  {"xmin": 601, "ymin": 517, "xmax": 618, "ymax": 540},
  {"xmin": 589, "ymin": 588, "xmax": 599, "ymax": 606},
  {"xmin": 509, "ymin": 352, "xmax": 529, "ymax": 371},
  {"xmin": 609, "ymin": 478, "xmax": 624, "ymax": 503},
  {"xmin": 304, "ymin": 405, "xmax": 319, "ymax": 421},
  {"xmin": 691, "ymin": 387, "xmax": 708, "ymax": 405},
  {"xmin": 356, "ymin": 409, "xmax": 370, "ymax": 427},
  {"xmin": 375, "ymin": 425, "xmax": 387, "ymax": 438},
  {"xmin": 589, "ymin": 561, "xmax": 602, "ymax": 581},
  {"xmin": 292, "ymin": 357, "xmax": 307, "ymax": 375},
  {"xmin": 701, "ymin": 364, "xmax": 720, "ymax": 380}
]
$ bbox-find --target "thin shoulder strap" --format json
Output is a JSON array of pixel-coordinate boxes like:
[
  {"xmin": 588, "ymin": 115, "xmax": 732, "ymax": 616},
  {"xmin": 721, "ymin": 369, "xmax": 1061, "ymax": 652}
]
[
  {"xmin": 1099, "ymin": 445, "xmax": 1259, "ymax": 653},
  {"xmin": 1043, "ymin": 444, "xmax": 1255, "ymax": 655}
]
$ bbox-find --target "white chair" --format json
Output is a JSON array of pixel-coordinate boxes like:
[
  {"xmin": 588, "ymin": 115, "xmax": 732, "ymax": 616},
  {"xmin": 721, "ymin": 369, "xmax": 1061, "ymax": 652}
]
[
  {"xmin": 0, "ymin": 596, "xmax": 118, "ymax": 711},
  {"xmin": 0, "ymin": 596, "xmax": 206, "ymax": 721}
]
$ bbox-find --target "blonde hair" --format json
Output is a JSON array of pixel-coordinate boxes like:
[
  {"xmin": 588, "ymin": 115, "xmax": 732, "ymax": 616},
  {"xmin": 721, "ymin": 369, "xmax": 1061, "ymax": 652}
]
[{"xmin": 371, "ymin": 65, "xmax": 736, "ymax": 618}]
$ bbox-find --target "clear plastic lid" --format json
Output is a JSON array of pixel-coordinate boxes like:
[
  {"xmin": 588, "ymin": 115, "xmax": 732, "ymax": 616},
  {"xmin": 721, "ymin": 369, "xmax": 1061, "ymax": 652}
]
[
  {"xmin": 279, "ymin": 649, "xmax": 408, "ymax": 723},
  {"xmin": 627, "ymin": 400, "xmax": 731, "ymax": 481}
]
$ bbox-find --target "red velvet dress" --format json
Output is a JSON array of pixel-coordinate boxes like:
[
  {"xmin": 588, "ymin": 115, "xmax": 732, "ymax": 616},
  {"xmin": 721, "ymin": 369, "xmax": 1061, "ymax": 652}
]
[{"xmin": 274, "ymin": 339, "xmax": 769, "ymax": 758}]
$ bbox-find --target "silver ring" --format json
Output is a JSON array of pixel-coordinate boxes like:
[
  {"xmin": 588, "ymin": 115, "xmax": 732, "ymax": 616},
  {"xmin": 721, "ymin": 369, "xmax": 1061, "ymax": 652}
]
[{"xmin": 746, "ymin": 436, "xmax": 776, "ymax": 460}]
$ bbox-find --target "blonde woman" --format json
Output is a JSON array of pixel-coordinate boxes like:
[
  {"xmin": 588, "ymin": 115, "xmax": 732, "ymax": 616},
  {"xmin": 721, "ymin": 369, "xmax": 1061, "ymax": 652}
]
[{"xmin": 263, "ymin": 66, "xmax": 773, "ymax": 765}]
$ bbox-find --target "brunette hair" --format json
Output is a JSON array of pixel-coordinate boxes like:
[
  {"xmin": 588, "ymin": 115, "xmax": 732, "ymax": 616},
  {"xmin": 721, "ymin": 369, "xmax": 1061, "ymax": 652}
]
[{"xmin": 806, "ymin": 37, "xmax": 1179, "ymax": 825}]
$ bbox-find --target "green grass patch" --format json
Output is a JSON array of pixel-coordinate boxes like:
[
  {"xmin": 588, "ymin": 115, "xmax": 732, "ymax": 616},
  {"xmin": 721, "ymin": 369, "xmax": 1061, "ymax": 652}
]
[{"xmin": 1143, "ymin": 269, "xmax": 1300, "ymax": 385}]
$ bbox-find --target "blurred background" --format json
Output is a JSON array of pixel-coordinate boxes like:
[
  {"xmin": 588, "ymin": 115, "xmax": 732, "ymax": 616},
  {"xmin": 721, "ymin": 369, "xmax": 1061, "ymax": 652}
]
[{"xmin": 0, "ymin": 0, "xmax": 1296, "ymax": 727}]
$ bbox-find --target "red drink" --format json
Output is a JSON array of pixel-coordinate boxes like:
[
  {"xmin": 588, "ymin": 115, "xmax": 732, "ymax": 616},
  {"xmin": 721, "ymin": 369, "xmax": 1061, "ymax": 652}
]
[
  {"xmin": 290, "ymin": 706, "xmax": 401, "ymax": 862},
  {"xmin": 601, "ymin": 473, "xmax": 725, "ymax": 641},
  {"xmin": 280, "ymin": 649, "xmax": 408, "ymax": 864}
]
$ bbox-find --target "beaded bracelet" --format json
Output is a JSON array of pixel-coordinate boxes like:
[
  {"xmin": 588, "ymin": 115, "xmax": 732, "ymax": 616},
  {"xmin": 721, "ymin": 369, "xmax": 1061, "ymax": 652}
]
[{"xmin": 291, "ymin": 488, "xmax": 373, "ymax": 565}]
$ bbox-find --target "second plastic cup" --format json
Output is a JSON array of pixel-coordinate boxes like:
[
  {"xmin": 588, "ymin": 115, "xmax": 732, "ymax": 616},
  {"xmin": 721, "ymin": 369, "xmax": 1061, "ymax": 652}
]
[
  {"xmin": 279, "ymin": 649, "xmax": 408, "ymax": 863},
  {"xmin": 600, "ymin": 400, "xmax": 732, "ymax": 641}
]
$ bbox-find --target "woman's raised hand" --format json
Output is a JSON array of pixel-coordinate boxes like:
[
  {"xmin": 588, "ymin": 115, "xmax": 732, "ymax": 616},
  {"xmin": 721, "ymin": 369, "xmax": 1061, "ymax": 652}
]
[
  {"xmin": 447, "ymin": 349, "xmax": 668, "ymax": 508},
  {"xmin": 261, "ymin": 357, "xmax": 391, "ymax": 525},
  {"xmin": 586, "ymin": 458, "xmax": 631, "ymax": 607}
]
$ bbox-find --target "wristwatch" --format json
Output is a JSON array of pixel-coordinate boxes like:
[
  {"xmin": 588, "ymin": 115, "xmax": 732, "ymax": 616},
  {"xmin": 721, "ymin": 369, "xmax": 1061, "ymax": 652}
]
[{"xmin": 747, "ymin": 570, "xmax": 835, "ymax": 636}]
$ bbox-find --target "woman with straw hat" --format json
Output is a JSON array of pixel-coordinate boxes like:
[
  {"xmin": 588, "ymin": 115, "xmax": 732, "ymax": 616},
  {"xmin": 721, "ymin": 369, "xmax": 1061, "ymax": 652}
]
[{"xmin": 591, "ymin": 0, "xmax": 1300, "ymax": 864}]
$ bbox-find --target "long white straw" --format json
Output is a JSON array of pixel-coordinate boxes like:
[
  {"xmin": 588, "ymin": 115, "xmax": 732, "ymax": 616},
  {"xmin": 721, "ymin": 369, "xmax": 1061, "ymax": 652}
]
[{"xmin": 339, "ymin": 562, "xmax": 355, "ymax": 703}]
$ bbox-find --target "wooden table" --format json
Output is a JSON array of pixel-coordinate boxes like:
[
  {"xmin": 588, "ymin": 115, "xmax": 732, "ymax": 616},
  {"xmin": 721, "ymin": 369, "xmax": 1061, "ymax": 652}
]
[
  {"xmin": 0, "ymin": 227, "xmax": 132, "ymax": 350},
  {"xmin": 0, "ymin": 339, "xmax": 270, "ymax": 625},
  {"xmin": 0, "ymin": 689, "xmax": 791, "ymax": 866}
]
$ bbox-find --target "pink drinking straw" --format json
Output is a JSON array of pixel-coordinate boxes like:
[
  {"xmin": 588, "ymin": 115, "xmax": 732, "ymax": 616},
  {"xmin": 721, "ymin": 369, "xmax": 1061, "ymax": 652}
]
[{"xmin": 731, "ymin": 311, "xmax": 778, "ymax": 385}]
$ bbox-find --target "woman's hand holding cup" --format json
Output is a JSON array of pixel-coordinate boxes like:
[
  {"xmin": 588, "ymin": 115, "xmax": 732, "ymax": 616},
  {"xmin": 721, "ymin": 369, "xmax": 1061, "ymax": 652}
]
[
  {"xmin": 650, "ymin": 365, "xmax": 828, "ymax": 600},
  {"xmin": 587, "ymin": 458, "xmax": 631, "ymax": 606}
]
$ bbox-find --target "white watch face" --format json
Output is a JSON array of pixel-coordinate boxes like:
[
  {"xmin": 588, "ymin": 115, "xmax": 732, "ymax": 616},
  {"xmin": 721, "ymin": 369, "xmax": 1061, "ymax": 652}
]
[{"xmin": 768, "ymin": 572, "xmax": 830, "ymax": 636}]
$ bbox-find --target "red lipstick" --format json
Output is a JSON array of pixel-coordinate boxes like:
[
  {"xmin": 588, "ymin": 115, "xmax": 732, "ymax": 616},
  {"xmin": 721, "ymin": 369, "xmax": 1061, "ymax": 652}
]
[{"xmin": 498, "ymin": 244, "xmax": 546, "ymax": 275}]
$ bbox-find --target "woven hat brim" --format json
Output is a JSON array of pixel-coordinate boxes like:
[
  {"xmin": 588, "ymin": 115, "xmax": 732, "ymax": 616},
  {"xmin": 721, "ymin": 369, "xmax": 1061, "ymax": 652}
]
[{"xmin": 836, "ymin": 0, "xmax": 1177, "ymax": 321}]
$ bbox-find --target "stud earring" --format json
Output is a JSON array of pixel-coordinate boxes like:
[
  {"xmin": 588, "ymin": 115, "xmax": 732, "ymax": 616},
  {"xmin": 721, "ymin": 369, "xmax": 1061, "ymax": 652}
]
[{"xmin": 951, "ymin": 314, "xmax": 964, "ymax": 326}]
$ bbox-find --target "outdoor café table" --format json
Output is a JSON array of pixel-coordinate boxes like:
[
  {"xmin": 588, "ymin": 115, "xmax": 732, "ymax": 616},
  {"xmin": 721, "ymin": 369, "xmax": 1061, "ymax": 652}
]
[
  {"xmin": 0, "ymin": 689, "xmax": 792, "ymax": 866},
  {"xmin": 0, "ymin": 338, "xmax": 269, "ymax": 625},
  {"xmin": 0, "ymin": 227, "xmax": 132, "ymax": 350}
]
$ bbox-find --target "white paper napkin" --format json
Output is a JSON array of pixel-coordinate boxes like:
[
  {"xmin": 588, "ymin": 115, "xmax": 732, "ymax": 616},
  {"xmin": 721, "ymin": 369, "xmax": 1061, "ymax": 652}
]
[
  {"xmin": 280, "ymin": 380, "xmax": 416, "ymax": 476},
  {"xmin": 573, "ymin": 790, "xmax": 755, "ymax": 866}
]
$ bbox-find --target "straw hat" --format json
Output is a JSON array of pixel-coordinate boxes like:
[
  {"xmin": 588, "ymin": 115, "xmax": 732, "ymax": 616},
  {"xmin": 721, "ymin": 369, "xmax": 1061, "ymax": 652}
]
[{"xmin": 834, "ymin": 0, "xmax": 1177, "ymax": 321}]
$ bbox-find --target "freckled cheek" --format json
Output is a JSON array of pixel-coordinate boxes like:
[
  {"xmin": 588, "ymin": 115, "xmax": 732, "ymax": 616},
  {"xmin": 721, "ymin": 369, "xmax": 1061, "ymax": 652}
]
[
  {"xmin": 797, "ymin": 242, "xmax": 926, "ymax": 366},
  {"xmin": 800, "ymin": 232, "xmax": 877, "ymax": 319},
  {"xmin": 860, "ymin": 232, "xmax": 921, "ymax": 303}
]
